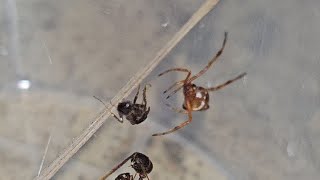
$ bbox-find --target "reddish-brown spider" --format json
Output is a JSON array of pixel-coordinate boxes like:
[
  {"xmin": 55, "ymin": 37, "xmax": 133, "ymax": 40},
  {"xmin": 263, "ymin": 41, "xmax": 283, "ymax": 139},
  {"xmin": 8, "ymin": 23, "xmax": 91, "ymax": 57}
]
[
  {"xmin": 152, "ymin": 32, "xmax": 246, "ymax": 136},
  {"xmin": 100, "ymin": 152, "xmax": 153, "ymax": 180}
]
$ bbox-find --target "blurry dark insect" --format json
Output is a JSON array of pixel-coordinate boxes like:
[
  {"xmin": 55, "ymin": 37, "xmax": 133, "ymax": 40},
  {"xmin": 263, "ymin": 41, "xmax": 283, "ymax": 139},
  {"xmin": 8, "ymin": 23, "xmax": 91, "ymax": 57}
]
[
  {"xmin": 114, "ymin": 173, "xmax": 132, "ymax": 180},
  {"xmin": 152, "ymin": 32, "xmax": 246, "ymax": 136},
  {"xmin": 100, "ymin": 152, "xmax": 153, "ymax": 180},
  {"xmin": 94, "ymin": 84, "xmax": 151, "ymax": 125}
]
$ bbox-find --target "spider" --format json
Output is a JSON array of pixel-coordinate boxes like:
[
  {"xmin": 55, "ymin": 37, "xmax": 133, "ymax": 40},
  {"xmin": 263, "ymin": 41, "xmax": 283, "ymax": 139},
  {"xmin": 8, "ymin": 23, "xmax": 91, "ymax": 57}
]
[
  {"xmin": 114, "ymin": 172, "xmax": 144, "ymax": 180},
  {"xmin": 100, "ymin": 152, "xmax": 153, "ymax": 180},
  {"xmin": 94, "ymin": 84, "xmax": 151, "ymax": 125},
  {"xmin": 115, "ymin": 173, "xmax": 133, "ymax": 180},
  {"xmin": 152, "ymin": 32, "xmax": 246, "ymax": 136}
]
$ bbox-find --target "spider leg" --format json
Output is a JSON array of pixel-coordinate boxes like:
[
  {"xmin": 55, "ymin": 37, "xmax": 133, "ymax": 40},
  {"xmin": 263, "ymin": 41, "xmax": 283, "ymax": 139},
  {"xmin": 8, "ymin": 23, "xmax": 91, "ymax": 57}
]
[
  {"xmin": 100, "ymin": 153, "xmax": 135, "ymax": 180},
  {"xmin": 158, "ymin": 68, "xmax": 191, "ymax": 77},
  {"xmin": 158, "ymin": 68, "xmax": 192, "ymax": 99},
  {"xmin": 138, "ymin": 161, "xmax": 150, "ymax": 180},
  {"xmin": 93, "ymin": 96, "xmax": 123, "ymax": 123},
  {"xmin": 159, "ymin": 68, "xmax": 191, "ymax": 88},
  {"xmin": 164, "ymin": 102, "xmax": 188, "ymax": 114},
  {"xmin": 207, "ymin": 72, "xmax": 246, "ymax": 91},
  {"xmin": 133, "ymin": 84, "xmax": 141, "ymax": 104},
  {"xmin": 165, "ymin": 85, "xmax": 184, "ymax": 99},
  {"xmin": 163, "ymin": 80, "xmax": 184, "ymax": 94},
  {"xmin": 111, "ymin": 113, "xmax": 124, "ymax": 123},
  {"xmin": 142, "ymin": 84, "xmax": 151, "ymax": 106},
  {"xmin": 152, "ymin": 102, "xmax": 192, "ymax": 136},
  {"xmin": 188, "ymin": 32, "xmax": 228, "ymax": 83}
]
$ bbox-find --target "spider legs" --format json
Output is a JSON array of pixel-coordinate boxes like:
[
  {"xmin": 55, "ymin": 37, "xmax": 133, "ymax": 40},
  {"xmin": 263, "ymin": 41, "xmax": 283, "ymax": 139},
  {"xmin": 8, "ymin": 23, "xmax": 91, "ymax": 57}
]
[
  {"xmin": 100, "ymin": 153, "xmax": 135, "ymax": 180},
  {"xmin": 163, "ymin": 80, "xmax": 184, "ymax": 94},
  {"xmin": 207, "ymin": 72, "xmax": 246, "ymax": 91},
  {"xmin": 110, "ymin": 112, "xmax": 124, "ymax": 123},
  {"xmin": 152, "ymin": 102, "xmax": 192, "ymax": 136},
  {"xmin": 142, "ymin": 84, "xmax": 151, "ymax": 117},
  {"xmin": 138, "ymin": 167, "xmax": 150, "ymax": 180},
  {"xmin": 158, "ymin": 32, "xmax": 228, "ymax": 100},
  {"xmin": 107, "ymin": 100, "xmax": 124, "ymax": 123},
  {"xmin": 133, "ymin": 85, "xmax": 141, "ymax": 104},
  {"xmin": 142, "ymin": 84, "xmax": 151, "ymax": 106},
  {"xmin": 162, "ymin": 80, "xmax": 184, "ymax": 99},
  {"xmin": 165, "ymin": 85, "xmax": 184, "ymax": 99},
  {"xmin": 152, "ymin": 110, "xmax": 192, "ymax": 136},
  {"xmin": 164, "ymin": 102, "xmax": 188, "ymax": 114},
  {"xmin": 188, "ymin": 32, "xmax": 228, "ymax": 82},
  {"xmin": 158, "ymin": 68, "xmax": 191, "ymax": 78},
  {"xmin": 93, "ymin": 96, "xmax": 123, "ymax": 123},
  {"xmin": 143, "ymin": 174, "xmax": 150, "ymax": 180},
  {"xmin": 158, "ymin": 68, "xmax": 192, "ymax": 98}
]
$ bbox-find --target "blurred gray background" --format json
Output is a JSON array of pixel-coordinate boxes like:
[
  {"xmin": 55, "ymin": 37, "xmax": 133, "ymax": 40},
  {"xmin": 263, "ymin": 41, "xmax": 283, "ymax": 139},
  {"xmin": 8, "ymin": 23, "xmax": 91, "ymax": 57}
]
[{"xmin": 0, "ymin": 0, "xmax": 320, "ymax": 179}]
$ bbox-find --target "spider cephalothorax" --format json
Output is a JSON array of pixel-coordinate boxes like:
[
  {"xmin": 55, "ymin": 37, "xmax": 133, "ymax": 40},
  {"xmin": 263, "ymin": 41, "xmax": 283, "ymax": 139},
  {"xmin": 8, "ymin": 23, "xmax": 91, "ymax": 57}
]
[
  {"xmin": 152, "ymin": 32, "xmax": 246, "ymax": 136},
  {"xmin": 117, "ymin": 101, "xmax": 133, "ymax": 115},
  {"xmin": 130, "ymin": 152, "xmax": 153, "ymax": 177},
  {"xmin": 115, "ymin": 173, "xmax": 132, "ymax": 180}
]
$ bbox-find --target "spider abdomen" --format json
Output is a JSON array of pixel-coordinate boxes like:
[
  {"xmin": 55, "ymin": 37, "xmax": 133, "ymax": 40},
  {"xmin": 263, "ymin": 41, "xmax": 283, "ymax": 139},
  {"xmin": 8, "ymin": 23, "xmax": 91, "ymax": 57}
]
[
  {"xmin": 183, "ymin": 84, "xmax": 210, "ymax": 111},
  {"xmin": 131, "ymin": 152, "xmax": 153, "ymax": 177},
  {"xmin": 125, "ymin": 105, "xmax": 150, "ymax": 125}
]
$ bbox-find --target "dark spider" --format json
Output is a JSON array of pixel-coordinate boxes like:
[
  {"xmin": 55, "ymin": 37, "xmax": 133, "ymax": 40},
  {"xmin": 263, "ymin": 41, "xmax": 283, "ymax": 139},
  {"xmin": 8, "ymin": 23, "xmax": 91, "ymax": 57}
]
[
  {"xmin": 115, "ymin": 173, "xmax": 132, "ymax": 180},
  {"xmin": 95, "ymin": 84, "xmax": 151, "ymax": 125},
  {"xmin": 100, "ymin": 152, "xmax": 153, "ymax": 180},
  {"xmin": 114, "ymin": 173, "xmax": 148, "ymax": 180},
  {"xmin": 152, "ymin": 32, "xmax": 246, "ymax": 136}
]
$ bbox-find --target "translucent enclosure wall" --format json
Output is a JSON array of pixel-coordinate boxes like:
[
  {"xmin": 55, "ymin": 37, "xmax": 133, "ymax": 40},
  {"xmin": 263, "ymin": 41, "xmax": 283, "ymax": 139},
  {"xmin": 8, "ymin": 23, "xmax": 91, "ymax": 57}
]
[{"xmin": 1, "ymin": 0, "xmax": 320, "ymax": 179}]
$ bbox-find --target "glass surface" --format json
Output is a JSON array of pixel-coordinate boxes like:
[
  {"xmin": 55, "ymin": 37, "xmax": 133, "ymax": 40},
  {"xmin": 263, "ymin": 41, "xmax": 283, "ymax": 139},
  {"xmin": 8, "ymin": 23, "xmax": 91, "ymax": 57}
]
[{"xmin": 1, "ymin": 0, "xmax": 320, "ymax": 179}]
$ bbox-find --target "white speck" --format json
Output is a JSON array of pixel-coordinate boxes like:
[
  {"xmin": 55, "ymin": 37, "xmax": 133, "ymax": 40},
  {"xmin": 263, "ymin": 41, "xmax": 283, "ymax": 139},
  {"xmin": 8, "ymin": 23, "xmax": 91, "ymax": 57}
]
[
  {"xmin": 42, "ymin": 40, "xmax": 53, "ymax": 64},
  {"xmin": 161, "ymin": 18, "xmax": 169, "ymax": 27},
  {"xmin": 102, "ymin": 8, "xmax": 111, "ymax": 15},
  {"xmin": 287, "ymin": 142, "xmax": 295, "ymax": 157},
  {"xmin": 196, "ymin": 92, "xmax": 202, "ymax": 98},
  {"xmin": 301, "ymin": 83, "xmax": 305, "ymax": 89},
  {"xmin": 242, "ymin": 76, "xmax": 247, "ymax": 85},
  {"xmin": 199, "ymin": 23, "xmax": 205, "ymax": 28},
  {"xmin": 17, "ymin": 80, "xmax": 31, "ymax": 90}
]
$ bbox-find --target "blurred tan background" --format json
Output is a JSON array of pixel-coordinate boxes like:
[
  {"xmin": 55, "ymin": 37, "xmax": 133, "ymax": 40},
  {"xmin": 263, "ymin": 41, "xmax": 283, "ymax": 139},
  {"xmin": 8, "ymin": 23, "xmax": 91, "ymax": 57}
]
[{"xmin": 0, "ymin": 0, "xmax": 320, "ymax": 179}]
